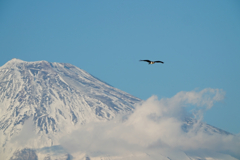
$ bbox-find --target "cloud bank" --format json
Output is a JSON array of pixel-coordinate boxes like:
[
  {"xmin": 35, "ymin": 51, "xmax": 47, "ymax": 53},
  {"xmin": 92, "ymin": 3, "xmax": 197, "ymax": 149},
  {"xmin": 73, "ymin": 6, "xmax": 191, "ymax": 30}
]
[{"xmin": 60, "ymin": 88, "xmax": 240, "ymax": 159}]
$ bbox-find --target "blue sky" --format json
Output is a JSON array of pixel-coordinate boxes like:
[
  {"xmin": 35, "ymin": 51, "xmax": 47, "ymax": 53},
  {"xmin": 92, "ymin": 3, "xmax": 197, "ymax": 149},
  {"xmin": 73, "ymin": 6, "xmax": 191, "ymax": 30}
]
[{"xmin": 0, "ymin": 0, "xmax": 239, "ymax": 134}]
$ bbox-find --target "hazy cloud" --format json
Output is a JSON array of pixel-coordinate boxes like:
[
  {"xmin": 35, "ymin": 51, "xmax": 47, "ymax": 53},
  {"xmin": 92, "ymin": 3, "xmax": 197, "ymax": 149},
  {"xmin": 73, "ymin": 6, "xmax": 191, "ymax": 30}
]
[
  {"xmin": 60, "ymin": 88, "xmax": 240, "ymax": 159},
  {"xmin": 11, "ymin": 117, "xmax": 36, "ymax": 147}
]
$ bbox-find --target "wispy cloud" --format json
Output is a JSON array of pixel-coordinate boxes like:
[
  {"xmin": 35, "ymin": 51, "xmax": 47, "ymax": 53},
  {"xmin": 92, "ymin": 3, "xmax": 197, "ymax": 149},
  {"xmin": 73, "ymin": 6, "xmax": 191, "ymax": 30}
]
[
  {"xmin": 60, "ymin": 88, "xmax": 240, "ymax": 159},
  {"xmin": 10, "ymin": 117, "xmax": 36, "ymax": 147}
]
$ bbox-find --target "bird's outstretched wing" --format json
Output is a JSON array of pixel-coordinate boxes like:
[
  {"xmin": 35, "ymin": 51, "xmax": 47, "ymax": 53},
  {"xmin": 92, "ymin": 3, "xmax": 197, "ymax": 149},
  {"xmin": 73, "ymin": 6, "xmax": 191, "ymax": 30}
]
[
  {"xmin": 140, "ymin": 60, "xmax": 151, "ymax": 63},
  {"xmin": 154, "ymin": 61, "xmax": 164, "ymax": 64}
]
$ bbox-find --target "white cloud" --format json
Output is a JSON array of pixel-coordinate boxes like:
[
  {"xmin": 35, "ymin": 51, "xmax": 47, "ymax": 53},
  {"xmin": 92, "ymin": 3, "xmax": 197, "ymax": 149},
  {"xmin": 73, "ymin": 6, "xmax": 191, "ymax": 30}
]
[
  {"xmin": 60, "ymin": 88, "xmax": 240, "ymax": 159},
  {"xmin": 10, "ymin": 117, "xmax": 36, "ymax": 147}
]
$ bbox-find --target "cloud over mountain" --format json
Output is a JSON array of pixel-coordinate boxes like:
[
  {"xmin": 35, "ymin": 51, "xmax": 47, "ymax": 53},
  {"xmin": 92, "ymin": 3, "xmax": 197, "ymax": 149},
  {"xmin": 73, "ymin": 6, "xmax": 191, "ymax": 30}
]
[
  {"xmin": 0, "ymin": 59, "xmax": 239, "ymax": 160},
  {"xmin": 60, "ymin": 88, "xmax": 240, "ymax": 160}
]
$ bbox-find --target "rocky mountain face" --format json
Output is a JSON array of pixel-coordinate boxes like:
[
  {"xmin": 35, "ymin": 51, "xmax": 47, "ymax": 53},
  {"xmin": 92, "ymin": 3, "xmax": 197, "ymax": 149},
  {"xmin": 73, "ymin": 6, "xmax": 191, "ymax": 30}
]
[
  {"xmin": 0, "ymin": 59, "xmax": 237, "ymax": 160},
  {"xmin": 0, "ymin": 59, "xmax": 140, "ymax": 160}
]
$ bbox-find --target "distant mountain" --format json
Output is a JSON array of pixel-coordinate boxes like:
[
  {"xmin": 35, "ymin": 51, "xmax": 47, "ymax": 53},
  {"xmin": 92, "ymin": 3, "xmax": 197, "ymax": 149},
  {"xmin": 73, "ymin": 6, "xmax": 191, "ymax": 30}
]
[
  {"xmin": 0, "ymin": 59, "xmax": 237, "ymax": 160},
  {"xmin": 0, "ymin": 58, "xmax": 140, "ymax": 160}
]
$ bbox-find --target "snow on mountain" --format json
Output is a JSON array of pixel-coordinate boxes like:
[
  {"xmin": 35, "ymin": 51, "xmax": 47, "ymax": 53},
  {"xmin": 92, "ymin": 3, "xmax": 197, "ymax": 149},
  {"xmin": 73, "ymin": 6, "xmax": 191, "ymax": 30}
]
[
  {"xmin": 0, "ymin": 59, "xmax": 239, "ymax": 160},
  {"xmin": 0, "ymin": 58, "xmax": 140, "ymax": 160}
]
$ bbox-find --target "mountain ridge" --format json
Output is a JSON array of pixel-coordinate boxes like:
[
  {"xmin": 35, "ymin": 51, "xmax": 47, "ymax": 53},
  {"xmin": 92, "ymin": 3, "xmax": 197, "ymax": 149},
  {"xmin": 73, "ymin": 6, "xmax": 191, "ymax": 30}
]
[{"xmin": 0, "ymin": 59, "xmax": 141, "ymax": 160}]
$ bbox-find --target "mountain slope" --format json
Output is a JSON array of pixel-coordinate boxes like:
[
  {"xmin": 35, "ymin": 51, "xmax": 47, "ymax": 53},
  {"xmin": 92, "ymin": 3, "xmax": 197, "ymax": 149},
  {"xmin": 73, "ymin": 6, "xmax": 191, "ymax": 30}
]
[{"xmin": 0, "ymin": 58, "xmax": 140, "ymax": 159}]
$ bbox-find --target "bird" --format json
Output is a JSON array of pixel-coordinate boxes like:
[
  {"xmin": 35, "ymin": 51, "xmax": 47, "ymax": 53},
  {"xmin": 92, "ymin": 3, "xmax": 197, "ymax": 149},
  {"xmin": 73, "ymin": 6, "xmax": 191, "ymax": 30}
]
[{"xmin": 139, "ymin": 60, "xmax": 164, "ymax": 64}]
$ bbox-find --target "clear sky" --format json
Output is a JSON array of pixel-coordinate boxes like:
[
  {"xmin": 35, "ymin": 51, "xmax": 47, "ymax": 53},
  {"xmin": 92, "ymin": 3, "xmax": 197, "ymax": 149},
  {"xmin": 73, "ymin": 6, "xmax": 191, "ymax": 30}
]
[{"xmin": 0, "ymin": 0, "xmax": 239, "ymax": 134}]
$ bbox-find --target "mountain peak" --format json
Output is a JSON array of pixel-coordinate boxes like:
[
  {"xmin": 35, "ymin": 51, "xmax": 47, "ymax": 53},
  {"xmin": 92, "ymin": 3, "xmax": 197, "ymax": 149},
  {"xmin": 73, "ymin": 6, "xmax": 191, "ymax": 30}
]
[
  {"xmin": 1, "ymin": 58, "xmax": 52, "ymax": 69},
  {"xmin": 0, "ymin": 59, "xmax": 141, "ymax": 159},
  {"xmin": 9, "ymin": 58, "xmax": 24, "ymax": 63},
  {"xmin": 2, "ymin": 58, "xmax": 24, "ymax": 67}
]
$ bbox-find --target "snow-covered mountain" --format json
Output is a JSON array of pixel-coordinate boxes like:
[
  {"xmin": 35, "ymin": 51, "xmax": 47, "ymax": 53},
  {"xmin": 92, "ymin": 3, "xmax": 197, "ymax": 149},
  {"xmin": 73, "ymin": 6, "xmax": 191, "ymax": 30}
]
[
  {"xmin": 0, "ymin": 59, "xmax": 238, "ymax": 160},
  {"xmin": 0, "ymin": 58, "xmax": 140, "ymax": 160}
]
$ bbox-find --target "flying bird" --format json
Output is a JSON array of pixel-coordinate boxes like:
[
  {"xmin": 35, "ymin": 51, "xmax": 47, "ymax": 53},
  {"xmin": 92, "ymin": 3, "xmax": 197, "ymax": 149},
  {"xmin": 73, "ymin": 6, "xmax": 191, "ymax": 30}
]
[{"xmin": 140, "ymin": 60, "xmax": 164, "ymax": 64}]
